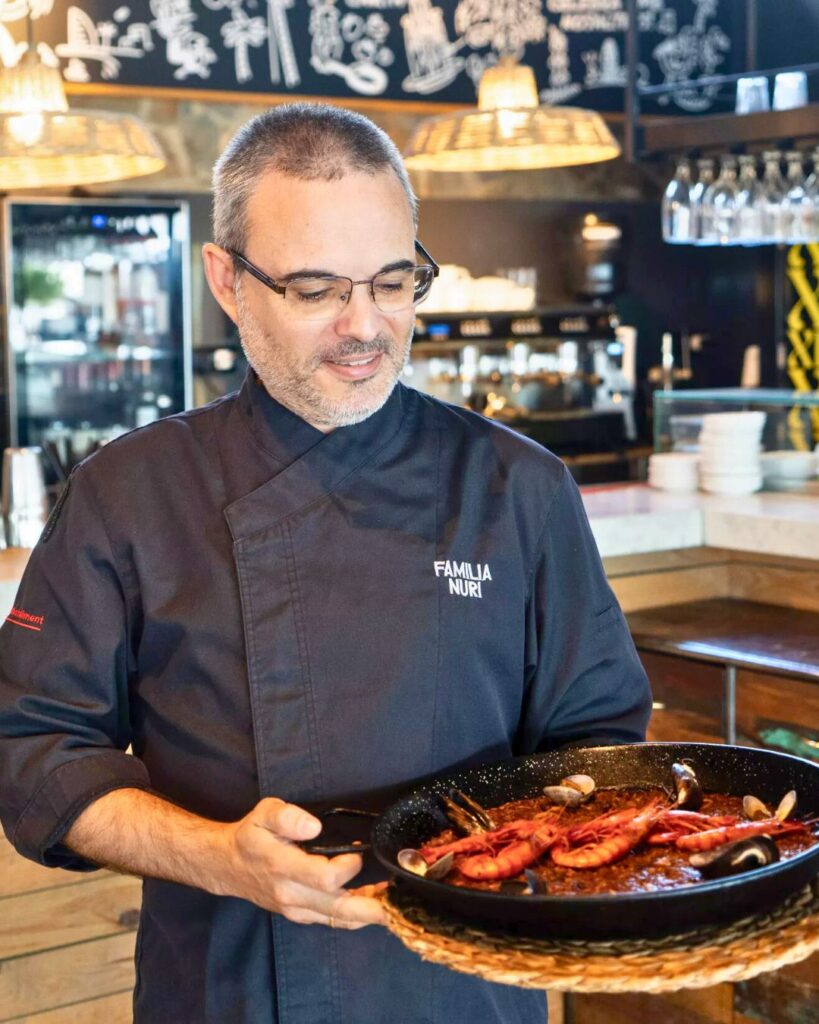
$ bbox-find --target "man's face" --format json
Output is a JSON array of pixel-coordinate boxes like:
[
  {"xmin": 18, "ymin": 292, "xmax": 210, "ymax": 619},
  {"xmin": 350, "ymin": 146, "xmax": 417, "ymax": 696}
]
[{"xmin": 234, "ymin": 167, "xmax": 417, "ymax": 431}]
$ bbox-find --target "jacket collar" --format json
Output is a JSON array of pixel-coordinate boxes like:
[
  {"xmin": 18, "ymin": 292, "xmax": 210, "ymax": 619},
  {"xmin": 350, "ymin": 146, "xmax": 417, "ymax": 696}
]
[{"xmin": 224, "ymin": 368, "xmax": 408, "ymax": 542}]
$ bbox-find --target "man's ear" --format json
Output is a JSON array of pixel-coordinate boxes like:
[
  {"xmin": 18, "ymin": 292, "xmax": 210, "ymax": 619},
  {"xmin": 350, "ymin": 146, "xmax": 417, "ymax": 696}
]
[{"xmin": 202, "ymin": 243, "xmax": 239, "ymax": 325}]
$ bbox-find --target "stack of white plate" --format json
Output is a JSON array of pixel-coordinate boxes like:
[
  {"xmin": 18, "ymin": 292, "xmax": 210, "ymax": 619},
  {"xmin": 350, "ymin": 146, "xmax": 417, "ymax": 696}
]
[
  {"xmin": 648, "ymin": 452, "xmax": 700, "ymax": 492},
  {"xmin": 698, "ymin": 412, "xmax": 766, "ymax": 495}
]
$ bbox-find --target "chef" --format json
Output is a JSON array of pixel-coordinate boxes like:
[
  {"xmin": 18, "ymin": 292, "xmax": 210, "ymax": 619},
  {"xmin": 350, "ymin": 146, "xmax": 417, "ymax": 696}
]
[{"xmin": 0, "ymin": 103, "xmax": 651, "ymax": 1023}]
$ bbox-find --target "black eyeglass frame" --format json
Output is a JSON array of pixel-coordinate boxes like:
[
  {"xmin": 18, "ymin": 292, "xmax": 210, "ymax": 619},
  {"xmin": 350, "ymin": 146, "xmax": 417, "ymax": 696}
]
[{"xmin": 226, "ymin": 240, "xmax": 440, "ymax": 310}]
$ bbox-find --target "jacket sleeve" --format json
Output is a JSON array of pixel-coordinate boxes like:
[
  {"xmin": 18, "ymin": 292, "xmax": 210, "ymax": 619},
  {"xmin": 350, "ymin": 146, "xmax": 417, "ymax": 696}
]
[
  {"xmin": 0, "ymin": 466, "xmax": 152, "ymax": 869},
  {"xmin": 518, "ymin": 466, "xmax": 652, "ymax": 752}
]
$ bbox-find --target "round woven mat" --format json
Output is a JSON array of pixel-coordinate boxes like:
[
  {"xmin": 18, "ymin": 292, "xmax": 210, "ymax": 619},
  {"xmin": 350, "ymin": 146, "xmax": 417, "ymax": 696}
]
[{"xmin": 381, "ymin": 880, "xmax": 819, "ymax": 993}]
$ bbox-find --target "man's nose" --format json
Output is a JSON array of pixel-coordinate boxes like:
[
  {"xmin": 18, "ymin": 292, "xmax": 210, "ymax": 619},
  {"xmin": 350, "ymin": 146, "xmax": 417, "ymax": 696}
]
[{"xmin": 333, "ymin": 282, "xmax": 384, "ymax": 339}]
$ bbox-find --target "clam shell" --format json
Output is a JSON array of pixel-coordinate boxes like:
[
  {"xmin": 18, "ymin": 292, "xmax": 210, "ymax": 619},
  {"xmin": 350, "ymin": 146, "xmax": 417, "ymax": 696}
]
[
  {"xmin": 397, "ymin": 848, "xmax": 429, "ymax": 876},
  {"xmin": 742, "ymin": 795, "xmax": 772, "ymax": 821},
  {"xmin": 425, "ymin": 851, "xmax": 455, "ymax": 880},
  {"xmin": 542, "ymin": 785, "xmax": 584, "ymax": 807},
  {"xmin": 775, "ymin": 789, "xmax": 797, "ymax": 822},
  {"xmin": 561, "ymin": 774, "xmax": 596, "ymax": 797}
]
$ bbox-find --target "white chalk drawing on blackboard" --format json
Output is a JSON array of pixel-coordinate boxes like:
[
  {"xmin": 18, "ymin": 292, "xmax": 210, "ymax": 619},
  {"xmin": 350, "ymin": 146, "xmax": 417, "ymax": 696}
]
[
  {"xmin": 583, "ymin": 35, "xmax": 649, "ymax": 89},
  {"xmin": 0, "ymin": 0, "xmax": 54, "ymax": 23},
  {"xmin": 401, "ymin": 0, "xmax": 464, "ymax": 94},
  {"xmin": 54, "ymin": 6, "xmax": 152, "ymax": 82},
  {"xmin": 345, "ymin": 0, "xmax": 407, "ymax": 8},
  {"xmin": 204, "ymin": 0, "xmax": 267, "ymax": 84},
  {"xmin": 548, "ymin": 0, "xmax": 628, "ymax": 35},
  {"xmin": 308, "ymin": 0, "xmax": 391, "ymax": 96},
  {"xmin": 149, "ymin": 0, "xmax": 217, "ymax": 81},
  {"xmin": 455, "ymin": 0, "xmax": 546, "ymax": 57},
  {"xmin": 652, "ymin": 0, "xmax": 729, "ymax": 112},
  {"xmin": 267, "ymin": 0, "xmax": 300, "ymax": 88},
  {"xmin": 540, "ymin": 21, "xmax": 581, "ymax": 105},
  {"xmin": 637, "ymin": 0, "xmax": 677, "ymax": 35}
]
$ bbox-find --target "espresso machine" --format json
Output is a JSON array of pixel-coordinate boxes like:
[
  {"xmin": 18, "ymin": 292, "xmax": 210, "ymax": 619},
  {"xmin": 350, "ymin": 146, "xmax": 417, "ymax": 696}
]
[{"xmin": 406, "ymin": 306, "xmax": 637, "ymax": 479}]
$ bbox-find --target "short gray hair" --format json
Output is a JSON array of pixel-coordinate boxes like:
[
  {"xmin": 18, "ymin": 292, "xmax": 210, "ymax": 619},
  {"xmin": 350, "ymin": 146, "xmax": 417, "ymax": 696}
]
[{"xmin": 212, "ymin": 102, "xmax": 418, "ymax": 255}]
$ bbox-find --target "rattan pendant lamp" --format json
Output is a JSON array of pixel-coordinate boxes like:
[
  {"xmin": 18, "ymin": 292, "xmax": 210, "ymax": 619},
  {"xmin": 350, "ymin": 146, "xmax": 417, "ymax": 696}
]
[
  {"xmin": 0, "ymin": 17, "xmax": 165, "ymax": 190},
  {"xmin": 403, "ymin": 55, "xmax": 620, "ymax": 172}
]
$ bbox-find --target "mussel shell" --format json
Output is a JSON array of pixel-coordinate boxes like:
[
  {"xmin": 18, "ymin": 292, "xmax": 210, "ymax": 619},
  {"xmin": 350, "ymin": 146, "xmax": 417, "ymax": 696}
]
[
  {"xmin": 499, "ymin": 879, "xmax": 530, "ymax": 896},
  {"xmin": 742, "ymin": 795, "xmax": 772, "ymax": 821},
  {"xmin": 672, "ymin": 761, "xmax": 703, "ymax": 811},
  {"xmin": 498, "ymin": 869, "xmax": 548, "ymax": 896},
  {"xmin": 561, "ymin": 774, "xmax": 596, "ymax": 798},
  {"xmin": 524, "ymin": 868, "xmax": 549, "ymax": 895},
  {"xmin": 441, "ymin": 788, "xmax": 496, "ymax": 834},
  {"xmin": 775, "ymin": 789, "xmax": 797, "ymax": 822},
  {"xmin": 689, "ymin": 836, "xmax": 780, "ymax": 879},
  {"xmin": 542, "ymin": 785, "xmax": 585, "ymax": 807}
]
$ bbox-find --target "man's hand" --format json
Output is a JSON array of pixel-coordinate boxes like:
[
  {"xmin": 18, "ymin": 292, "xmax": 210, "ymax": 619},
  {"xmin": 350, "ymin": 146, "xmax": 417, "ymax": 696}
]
[
  {"xmin": 219, "ymin": 798, "xmax": 387, "ymax": 929},
  {"xmin": 64, "ymin": 788, "xmax": 387, "ymax": 930}
]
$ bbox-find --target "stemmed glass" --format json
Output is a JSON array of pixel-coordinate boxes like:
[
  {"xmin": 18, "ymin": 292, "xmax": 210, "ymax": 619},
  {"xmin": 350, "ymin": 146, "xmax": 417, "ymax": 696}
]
[
  {"xmin": 662, "ymin": 159, "xmax": 693, "ymax": 244},
  {"xmin": 690, "ymin": 158, "xmax": 716, "ymax": 246},
  {"xmin": 761, "ymin": 151, "xmax": 788, "ymax": 243},
  {"xmin": 701, "ymin": 156, "xmax": 738, "ymax": 245},
  {"xmin": 782, "ymin": 151, "xmax": 810, "ymax": 242},
  {"xmin": 804, "ymin": 149, "xmax": 819, "ymax": 240},
  {"xmin": 735, "ymin": 155, "xmax": 765, "ymax": 245}
]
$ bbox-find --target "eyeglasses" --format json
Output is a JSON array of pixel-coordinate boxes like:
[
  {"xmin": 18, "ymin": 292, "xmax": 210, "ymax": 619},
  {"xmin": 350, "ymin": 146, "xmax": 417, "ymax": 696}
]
[{"xmin": 227, "ymin": 240, "xmax": 440, "ymax": 321}]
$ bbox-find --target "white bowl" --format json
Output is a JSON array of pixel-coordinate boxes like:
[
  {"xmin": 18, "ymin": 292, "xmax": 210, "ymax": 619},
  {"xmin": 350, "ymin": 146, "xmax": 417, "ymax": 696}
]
[
  {"xmin": 759, "ymin": 450, "xmax": 815, "ymax": 480},
  {"xmin": 700, "ymin": 473, "xmax": 762, "ymax": 495}
]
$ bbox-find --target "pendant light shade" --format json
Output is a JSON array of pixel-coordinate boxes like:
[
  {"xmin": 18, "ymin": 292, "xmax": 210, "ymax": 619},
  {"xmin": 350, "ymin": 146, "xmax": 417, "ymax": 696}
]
[
  {"xmin": 403, "ymin": 56, "xmax": 620, "ymax": 173},
  {"xmin": 0, "ymin": 48, "xmax": 165, "ymax": 189}
]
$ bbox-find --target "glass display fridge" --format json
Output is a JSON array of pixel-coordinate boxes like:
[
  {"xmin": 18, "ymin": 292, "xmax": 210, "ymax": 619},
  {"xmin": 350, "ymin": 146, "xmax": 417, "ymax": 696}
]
[{"xmin": 1, "ymin": 197, "xmax": 192, "ymax": 490}]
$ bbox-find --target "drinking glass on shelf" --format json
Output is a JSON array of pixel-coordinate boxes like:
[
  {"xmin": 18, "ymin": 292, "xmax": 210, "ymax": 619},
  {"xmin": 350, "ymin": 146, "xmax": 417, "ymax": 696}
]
[
  {"xmin": 701, "ymin": 157, "xmax": 738, "ymax": 245},
  {"xmin": 661, "ymin": 159, "xmax": 693, "ymax": 244},
  {"xmin": 804, "ymin": 149, "xmax": 819, "ymax": 241},
  {"xmin": 782, "ymin": 151, "xmax": 809, "ymax": 242},
  {"xmin": 773, "ymin": 71, "xmax": 808, "ymax": 111},
  {"xmin": 735, "ymin": 76, "xmax": 770, "ymax": 114},
  {"xmin": 761, "ymin": 151, "xmax": 788, "ymax": 243},
  {"xmin": 735, "ymin": 154, "xmax": 765, "ymax": 245},
  {"xmin": 690, "ymin": 158, "xmax": 716, "ymax": 245}
]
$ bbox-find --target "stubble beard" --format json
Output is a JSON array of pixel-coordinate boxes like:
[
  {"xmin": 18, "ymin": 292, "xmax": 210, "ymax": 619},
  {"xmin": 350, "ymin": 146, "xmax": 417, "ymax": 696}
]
[{"xmin": 235, "ymin": 284, "xmax": 414, "ymax": 430}]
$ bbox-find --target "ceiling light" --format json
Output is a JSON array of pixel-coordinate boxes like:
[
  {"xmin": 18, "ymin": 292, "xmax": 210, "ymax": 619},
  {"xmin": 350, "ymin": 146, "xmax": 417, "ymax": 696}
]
[
  {"xmin": 0, "ymin": 43, "xmax": 165, "ymax": 189},
  {"xmin": 403, "ymin": 55, "xmax": 620, "ymax": 173}
]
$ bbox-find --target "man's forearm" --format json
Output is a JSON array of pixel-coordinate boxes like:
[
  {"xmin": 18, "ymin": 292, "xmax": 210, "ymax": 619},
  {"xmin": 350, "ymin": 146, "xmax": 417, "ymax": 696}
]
[{"xmin": 63, "ymin": 788, "xmax": 233, "ymax": 896}]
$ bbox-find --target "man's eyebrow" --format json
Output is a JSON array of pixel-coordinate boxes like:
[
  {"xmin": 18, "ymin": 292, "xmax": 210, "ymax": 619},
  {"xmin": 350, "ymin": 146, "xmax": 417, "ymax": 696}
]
[{"xmin": 278, "ymin": 258, "xmax": 416, "ymax": 283}]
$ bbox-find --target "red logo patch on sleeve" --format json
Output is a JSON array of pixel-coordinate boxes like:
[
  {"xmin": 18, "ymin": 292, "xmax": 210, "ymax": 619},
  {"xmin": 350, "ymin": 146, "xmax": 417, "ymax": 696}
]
[{"xmin": 7, "ymin": 606, "xmax": 45, "ymax": 632}]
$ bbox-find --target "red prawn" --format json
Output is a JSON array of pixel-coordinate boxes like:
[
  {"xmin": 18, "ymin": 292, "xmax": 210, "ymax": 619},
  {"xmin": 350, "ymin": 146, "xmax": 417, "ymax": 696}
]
[
  {"xmin": 551, "ymin": 799, "xmax": 666, "ymax": 869},
  {"xmin": 419, "ymin": 812, "xmax": 559, "ymax": 865},
  {"xmin": 457, "ymin": 818, "xmax": 564, "ymax": 881},
  {"xmin": 675, "ymin": 817, "xmax": 811, "ymax": 852}
]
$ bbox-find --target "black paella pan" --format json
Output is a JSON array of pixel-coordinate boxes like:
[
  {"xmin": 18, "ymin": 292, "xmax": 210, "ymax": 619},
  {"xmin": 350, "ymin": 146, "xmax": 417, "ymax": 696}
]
[{"xmin": 311, "ymin": 742, "xmax": 819, "ymax": 940}]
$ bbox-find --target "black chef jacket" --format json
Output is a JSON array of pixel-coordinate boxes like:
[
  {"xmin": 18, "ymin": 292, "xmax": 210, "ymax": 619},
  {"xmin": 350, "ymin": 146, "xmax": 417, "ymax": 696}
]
[{"xmin": 0, "ymin": 369, "xmax": 651, "ymax": 1023}]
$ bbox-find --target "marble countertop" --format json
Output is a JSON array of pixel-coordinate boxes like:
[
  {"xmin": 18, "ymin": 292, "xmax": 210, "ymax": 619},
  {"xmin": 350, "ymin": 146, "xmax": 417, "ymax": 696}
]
[
  {"xmin": 0, "ymin": 485, "xmax": 816, "ymax": 613},
  {"xmin": 582, "ymin": 484, "xmax": 819, "ymax": 560}
]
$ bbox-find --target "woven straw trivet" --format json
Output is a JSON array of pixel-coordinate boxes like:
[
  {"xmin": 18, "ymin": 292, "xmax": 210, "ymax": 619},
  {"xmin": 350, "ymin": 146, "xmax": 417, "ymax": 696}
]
[{"xmin": 381, "ymin": 880, "xmax": 819, "ymax": 993}]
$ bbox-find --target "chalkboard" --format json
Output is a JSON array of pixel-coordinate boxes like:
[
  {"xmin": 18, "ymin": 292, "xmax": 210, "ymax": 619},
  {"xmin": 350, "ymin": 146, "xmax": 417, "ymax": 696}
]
[{"xmin": 1, "ymin": 0, "xmax": 744, "ymax": 113}]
